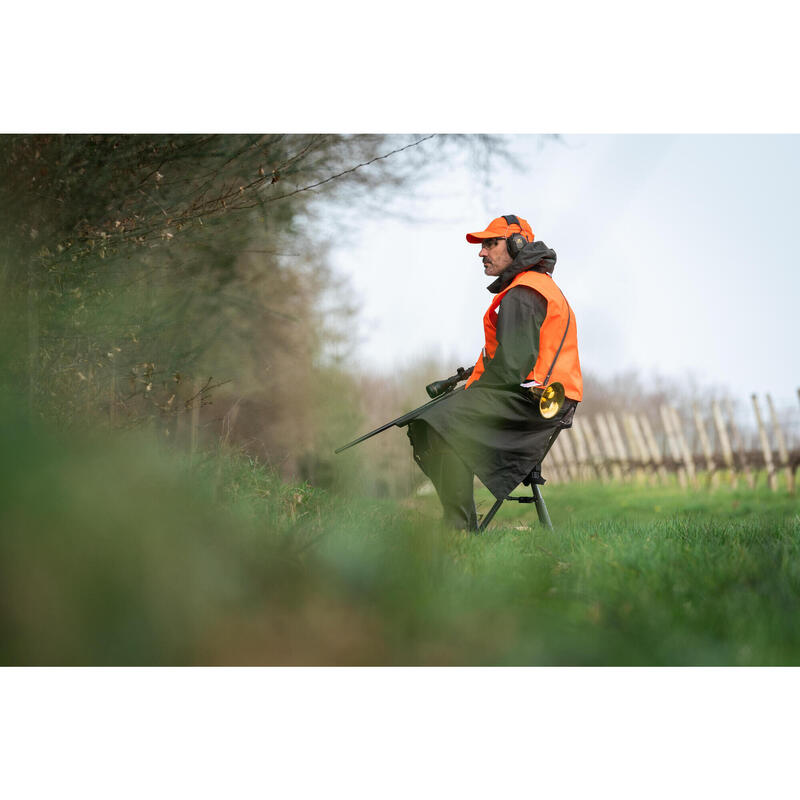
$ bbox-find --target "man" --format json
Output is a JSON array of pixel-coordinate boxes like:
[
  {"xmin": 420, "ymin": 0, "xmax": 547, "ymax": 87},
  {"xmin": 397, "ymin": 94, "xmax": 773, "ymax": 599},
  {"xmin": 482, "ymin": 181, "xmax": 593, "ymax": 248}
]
[{"xmin": 407, "ymin": 214, "xmax": 583, "ymax": 530}]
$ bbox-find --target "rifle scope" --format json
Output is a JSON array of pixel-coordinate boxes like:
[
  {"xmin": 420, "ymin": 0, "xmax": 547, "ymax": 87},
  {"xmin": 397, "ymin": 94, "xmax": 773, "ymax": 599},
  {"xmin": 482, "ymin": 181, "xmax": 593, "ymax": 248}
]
[{"xmin": 425, "ymin": 366, "xmax": 473, "ymax": 399}]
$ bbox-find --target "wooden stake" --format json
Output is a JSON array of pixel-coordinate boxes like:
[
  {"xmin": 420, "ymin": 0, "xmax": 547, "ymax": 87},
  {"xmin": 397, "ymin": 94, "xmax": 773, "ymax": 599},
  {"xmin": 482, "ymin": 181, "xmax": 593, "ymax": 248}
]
[
  {"xmin": 692, "ymin": 403, "xmax": 719, "ymax": 489},
  {"xmin": 766, "ymin": 394, "xmax": 795, "ymax": 493},
  {"xmin": 544, "ymin": 435, "xmax": 564, "ymax": 484},
  {"xmin": 632, "ymin": 414, "xmax": 652, "ymax": 482},
  {"xmin": 607, "ymin": 413, "xmax": 631, "ymax": 482},
  {"xmin": 724, "ymin": 398, "xmax": 755, "ymax": 489},
  {"xmin": 559, "ymin": 430, "xmax": 580, "ymax": 482},
  {"xmin": 629, "ymin": 414, "xmax": 657, "ymax": 485},
  {"xmin": 581, "ymin": 418, "xmax": 610, "ymax": 483},
  {"xmin": 621, "ymin": 414, "xmax": 645, "ymax": 484},
  {"xmin": 669, "ymin": 406, "xmax": 698, "ymax": 489},
  {"xmin": 660, "ymin": 405, "xmax": 685, "ymax": 488},
  {"xmin": 639, "ymin": 414, "xmax": 670, "ymax": 486},
  {"xmin": 711, "ymin": 400, "xmax": 738, "ymax": 489},
  {"xmin": 751, "ymin": 394, "xmax": 777, "ymax": 491},
  {"xmin": 570, "ymin": 421, "xmax": 595, "ymax": 481},
  {"xmin": 596, "ymin": 413, "xmax": 623, "ymax": 482},
  {"xmin": 555, "ymin": 435, "xmax": 574, "ymax": 483}
]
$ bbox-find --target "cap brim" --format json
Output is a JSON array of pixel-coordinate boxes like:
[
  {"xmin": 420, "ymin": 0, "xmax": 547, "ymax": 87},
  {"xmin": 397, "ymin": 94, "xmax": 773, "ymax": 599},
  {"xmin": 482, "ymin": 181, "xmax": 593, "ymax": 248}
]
[{"xmin": 466, "ymin": 230, "xmax": 499, "ymax": 243}]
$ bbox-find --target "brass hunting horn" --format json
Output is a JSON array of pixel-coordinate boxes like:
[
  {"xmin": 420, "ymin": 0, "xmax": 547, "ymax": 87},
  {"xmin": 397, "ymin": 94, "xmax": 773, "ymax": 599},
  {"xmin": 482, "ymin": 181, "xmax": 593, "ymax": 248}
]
[{"xmin": 528, "ymin": 300, "xmax": 572, "ymax": 419}]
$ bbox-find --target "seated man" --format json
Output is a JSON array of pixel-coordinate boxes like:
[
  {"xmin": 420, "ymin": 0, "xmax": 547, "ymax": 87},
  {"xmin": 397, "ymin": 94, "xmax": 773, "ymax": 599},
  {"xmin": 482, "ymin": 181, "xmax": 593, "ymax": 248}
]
[{"xmin": 408, "ymin": 215, "xmax": 583, "ymax": 530}]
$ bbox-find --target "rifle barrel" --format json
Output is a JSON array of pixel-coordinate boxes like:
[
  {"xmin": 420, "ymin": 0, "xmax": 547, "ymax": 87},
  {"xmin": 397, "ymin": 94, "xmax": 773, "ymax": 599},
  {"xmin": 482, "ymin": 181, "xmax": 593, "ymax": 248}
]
[
  {"xmin": 334, "ymin": 390, "xmax": 455, "ymax": 454},
  {"xmin": 334, "ymin": 418, "xmax": 402, "ymax": 454}
]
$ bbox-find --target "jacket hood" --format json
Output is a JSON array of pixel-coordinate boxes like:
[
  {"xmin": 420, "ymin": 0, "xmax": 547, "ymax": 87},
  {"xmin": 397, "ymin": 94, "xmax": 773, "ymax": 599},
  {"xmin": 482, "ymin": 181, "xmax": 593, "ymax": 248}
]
[{"xmin": 487, "ymin": 240, "xmax": 557, "ymax": 294}]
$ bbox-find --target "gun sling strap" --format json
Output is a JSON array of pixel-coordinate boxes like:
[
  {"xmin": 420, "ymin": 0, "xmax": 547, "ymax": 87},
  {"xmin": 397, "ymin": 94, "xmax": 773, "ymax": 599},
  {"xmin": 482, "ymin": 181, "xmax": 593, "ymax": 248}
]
[{"xmin": 541, "ymin": 294, "xmax": 572, "ymax": 387}]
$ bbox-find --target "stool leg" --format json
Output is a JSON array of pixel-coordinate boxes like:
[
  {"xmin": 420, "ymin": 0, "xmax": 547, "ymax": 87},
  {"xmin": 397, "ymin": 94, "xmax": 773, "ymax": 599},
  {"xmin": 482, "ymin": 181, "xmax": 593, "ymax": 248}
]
[
  {"xmin": 531, "ymin": 484, "xmax": 553, "ymax": 530},
  {"xmin": 478, "ymin": 497, "xmax": 504, "ymax": 532}
]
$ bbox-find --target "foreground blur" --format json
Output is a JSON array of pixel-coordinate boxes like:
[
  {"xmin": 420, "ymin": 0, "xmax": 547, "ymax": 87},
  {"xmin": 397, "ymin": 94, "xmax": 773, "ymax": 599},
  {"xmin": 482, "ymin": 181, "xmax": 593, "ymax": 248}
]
[{"xmin": 3, "ymin": 398, "xmax": 800, "ymax": 666}]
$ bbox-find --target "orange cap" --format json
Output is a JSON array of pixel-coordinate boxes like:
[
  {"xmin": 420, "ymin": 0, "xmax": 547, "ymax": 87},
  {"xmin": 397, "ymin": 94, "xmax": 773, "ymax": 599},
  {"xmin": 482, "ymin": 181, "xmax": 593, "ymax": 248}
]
[{"xmin": 466, "ymin": 215, "xmax": 534, "ymax": 244}]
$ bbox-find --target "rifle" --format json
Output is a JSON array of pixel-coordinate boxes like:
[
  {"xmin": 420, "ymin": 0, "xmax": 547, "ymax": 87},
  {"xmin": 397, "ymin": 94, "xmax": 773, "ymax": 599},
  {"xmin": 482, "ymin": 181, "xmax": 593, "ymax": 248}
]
[{"xmin": 334, "ymin": 366, "xmax": 473, "ymax": 454}]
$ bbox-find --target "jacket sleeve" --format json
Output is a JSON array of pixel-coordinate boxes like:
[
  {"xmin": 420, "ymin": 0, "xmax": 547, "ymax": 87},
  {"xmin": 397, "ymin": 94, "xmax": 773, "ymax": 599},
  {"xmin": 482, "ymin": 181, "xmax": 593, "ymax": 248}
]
[{"xmin": 473, "ymin": 286, "xmax": 548, "ymax": 389}]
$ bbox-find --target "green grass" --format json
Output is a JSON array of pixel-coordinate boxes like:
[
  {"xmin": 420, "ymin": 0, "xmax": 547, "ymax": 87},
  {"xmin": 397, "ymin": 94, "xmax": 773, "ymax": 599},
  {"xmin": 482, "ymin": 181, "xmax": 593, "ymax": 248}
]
[{"xmin": 2, "ymin": 408, "xmax": 799, "ymax": 665}]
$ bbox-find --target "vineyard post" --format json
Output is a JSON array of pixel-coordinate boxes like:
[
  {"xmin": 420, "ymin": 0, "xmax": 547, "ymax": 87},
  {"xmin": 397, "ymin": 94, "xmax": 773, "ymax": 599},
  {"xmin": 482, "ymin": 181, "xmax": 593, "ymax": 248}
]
[
  {"xmin": 692, "ymin": 403, "xmax": 719, "ymax": 490},
  {"xmin": 559, "ymin": 429, "xmax": 580, "ymax": 483},
  {"xmin": 669, "ymin": 406, "xmax": 698, "ymax": 489},
  {"xmin": 639, "ymin": 413, "xmax": 670, "ymax": 487},
  {"xmin": 621, "ymin": 414, "xmax": 646, "ymax": 484},
  {"xmin": 711, "ymin": 400, "xmax": 737, "ymax": 489},
  {"xmin": 629, "ymin": 414, "xmax": 657, "ymax": 486},
  {"xmin": 766, "ymin": 394, "xmax": 795, "ymax": 493},
  {"xmin": 582, "ymin": 418, "xmax": 610, "ymax": 484},
  {"xmin": 571, "ymin": 420, "xmax": 597, "ymax": 482},
  {"xmin": 596, "ymin": 414, "xmax": 623, "ymax": 482},
  {"xmin": 751, "ymin": 394, "xmax": 778, "ymax": 491},
  {"xmin": 724, "ymin": 398, "xmax": 755, "ymax": 489},
  {"xmin": 660, "ymin": 405, "xmax": 688, "ymax": 489},
  {"xmin": 544, "ymin": 435, "xmax": 565, "ymax": 484},
  {"xmin": 554, "ymin": 436, "xmax": 571, "ymax": 483},
  {"xmin": 607, "ymin": 413, "xmax": 631, "ymax": 482}
]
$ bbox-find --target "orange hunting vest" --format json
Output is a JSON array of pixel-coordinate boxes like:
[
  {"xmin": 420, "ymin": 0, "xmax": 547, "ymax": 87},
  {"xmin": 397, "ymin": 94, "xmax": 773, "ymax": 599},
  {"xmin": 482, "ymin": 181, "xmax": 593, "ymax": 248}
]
[{"xmin": 465, "ymin": 270, "xmax": 583, "ymax": 401}]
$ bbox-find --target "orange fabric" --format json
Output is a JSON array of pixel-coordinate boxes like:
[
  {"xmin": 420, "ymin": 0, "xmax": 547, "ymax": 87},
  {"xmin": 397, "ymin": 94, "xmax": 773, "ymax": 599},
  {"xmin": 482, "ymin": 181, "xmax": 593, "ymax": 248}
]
[
  {"xmin": 466, "ymin": 215, "xmax": 534, "ymax": 243},
  {"xmin": 465, "ymin": 270, "xmax": 583, "ymax": 401}
]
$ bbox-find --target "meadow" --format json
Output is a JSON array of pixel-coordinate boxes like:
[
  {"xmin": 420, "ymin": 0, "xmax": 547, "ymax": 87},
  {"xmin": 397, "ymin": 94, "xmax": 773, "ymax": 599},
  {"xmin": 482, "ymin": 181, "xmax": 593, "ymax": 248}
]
[{"xmin": 2, "ymin": 405, "xmax": 799, "ymax": 667}]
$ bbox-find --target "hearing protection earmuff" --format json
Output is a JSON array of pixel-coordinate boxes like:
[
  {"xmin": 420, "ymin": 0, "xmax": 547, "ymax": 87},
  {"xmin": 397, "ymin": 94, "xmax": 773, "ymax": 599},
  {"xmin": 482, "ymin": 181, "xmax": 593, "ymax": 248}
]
[{"xmin": 502, "ymin": 214, "xmax": 529, "ymax": 259}]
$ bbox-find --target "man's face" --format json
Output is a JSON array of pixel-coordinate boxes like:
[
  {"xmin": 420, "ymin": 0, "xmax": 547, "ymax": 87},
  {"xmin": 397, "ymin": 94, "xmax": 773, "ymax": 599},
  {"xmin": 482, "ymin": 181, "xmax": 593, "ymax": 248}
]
[{"xmin": 479, "ymin": 237, "xmax": 513, "ymax": 276}]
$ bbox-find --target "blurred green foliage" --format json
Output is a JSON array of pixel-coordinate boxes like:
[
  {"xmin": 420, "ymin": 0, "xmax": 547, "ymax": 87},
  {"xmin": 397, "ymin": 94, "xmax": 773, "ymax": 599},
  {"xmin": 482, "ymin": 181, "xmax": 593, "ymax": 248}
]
[
  {"xmin": 2, "ymin": 402, "xmax": 799, "ymax": 665},
  {"xmin": 0, "ymin": 135, "xmax": 397, "ymax": 444},
  {"xmin": 0, "ymin": 133, "xmax": 511, "ymax": 488}
]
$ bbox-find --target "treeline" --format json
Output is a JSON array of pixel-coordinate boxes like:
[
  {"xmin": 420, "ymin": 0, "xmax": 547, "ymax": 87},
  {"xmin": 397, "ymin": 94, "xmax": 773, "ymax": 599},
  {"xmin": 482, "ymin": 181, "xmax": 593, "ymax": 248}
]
[{"xmin": 0, "ymin": 133, "xmax": 510, "ymax": 493}]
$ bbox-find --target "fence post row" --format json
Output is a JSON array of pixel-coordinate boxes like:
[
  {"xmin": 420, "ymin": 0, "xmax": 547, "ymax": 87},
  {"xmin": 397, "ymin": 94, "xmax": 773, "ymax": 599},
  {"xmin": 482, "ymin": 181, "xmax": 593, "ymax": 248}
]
[{"xmin": 541, "ymin": 391, "xmax": 797, "ymax": 493}]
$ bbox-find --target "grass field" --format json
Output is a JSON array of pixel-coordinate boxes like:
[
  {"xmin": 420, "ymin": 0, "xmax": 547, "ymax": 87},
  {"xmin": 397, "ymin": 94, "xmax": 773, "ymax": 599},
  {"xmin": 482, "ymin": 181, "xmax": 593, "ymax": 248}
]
[{"xmin": 2, "ymin": 409, "xmax": 799, "ymax": 665}]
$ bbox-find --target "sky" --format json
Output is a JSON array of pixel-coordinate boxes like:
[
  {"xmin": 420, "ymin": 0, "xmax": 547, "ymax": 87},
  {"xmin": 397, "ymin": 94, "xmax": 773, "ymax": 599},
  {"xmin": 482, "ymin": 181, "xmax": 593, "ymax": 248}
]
[{"xmin": 327, "ymin": 135, "xmax": 800, "ymax": 407}]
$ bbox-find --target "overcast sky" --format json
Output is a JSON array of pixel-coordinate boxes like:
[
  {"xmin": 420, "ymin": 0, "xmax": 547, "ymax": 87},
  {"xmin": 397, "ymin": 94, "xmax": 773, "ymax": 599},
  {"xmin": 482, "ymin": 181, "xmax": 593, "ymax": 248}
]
[{"xmin": 326, "ymin": 135, "xmax": 800, "ymax": 407}]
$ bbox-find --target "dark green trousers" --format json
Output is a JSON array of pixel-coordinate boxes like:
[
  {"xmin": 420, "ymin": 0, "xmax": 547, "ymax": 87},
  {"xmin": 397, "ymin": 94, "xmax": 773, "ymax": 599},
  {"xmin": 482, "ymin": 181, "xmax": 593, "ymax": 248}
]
[{"xmin": 407, "ymin": 420, "xmax": 478, "ymax": 531}]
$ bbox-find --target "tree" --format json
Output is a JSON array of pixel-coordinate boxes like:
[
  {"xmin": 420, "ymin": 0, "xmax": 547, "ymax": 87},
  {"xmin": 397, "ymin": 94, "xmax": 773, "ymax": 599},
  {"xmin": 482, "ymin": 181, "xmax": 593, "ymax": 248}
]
[{"xmin": 0, "ymin": 133, "xmax": 510, "ymax": 476}]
